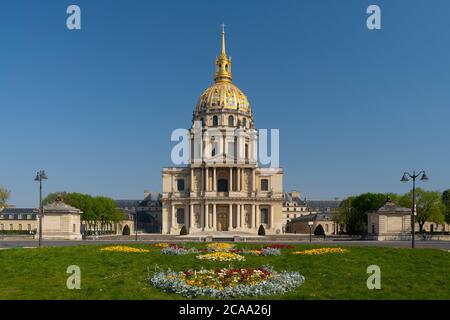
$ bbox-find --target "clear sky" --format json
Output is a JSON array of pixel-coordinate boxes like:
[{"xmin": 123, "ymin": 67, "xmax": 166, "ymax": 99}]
[{"xmin": 1, "ymin": 0, "xmax": 449, "ymax": 207}]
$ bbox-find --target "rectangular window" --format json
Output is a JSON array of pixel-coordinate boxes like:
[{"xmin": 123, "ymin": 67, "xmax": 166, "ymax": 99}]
[
  {"xmin": 8, "ymin": 215, "xmax": 13, "ymax": 220},
  {"xmin": 227, "ymin": 142, "xmax": 234, "ymax": 157},
  {"xmin": 0, "ymin": 215, "xmax": 3, "ymax": 220},
  {"xmin": 27, "ymin": 214, "xmax": 32, "ymax": 220},
  {"xmin": 177, "ymin": 179, "xmax": 185, "ymax": 191},
  {"xmin": 18, "ymin": 214, "xmax": 22, "ymax": 220},
  {"xmin": 260, "ymin": 208, "xmax": 269, "ymax": 224},
  {"xmin": 261, "ymin": 179, "xmax": 269, "ymax": 191},
  {"xmin": 176, "ymin": 208, "xmax": 185, "ymax": 224}
]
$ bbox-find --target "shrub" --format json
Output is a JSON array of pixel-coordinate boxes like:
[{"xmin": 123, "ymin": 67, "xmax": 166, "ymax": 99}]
[
  {"xmin": 314, "ymin": 224, "xmax": 325, "ymax": 236},
  {"xmin": 122, "ymin": 225, "xmax": 130, "ymax": 235},
  {"xmin": 258, "ymin": 224, "xmax": 266, "ymax": 236},
  {"xmin": 180, "ymin": 225, "xmax": 187, "ymax": 235}
]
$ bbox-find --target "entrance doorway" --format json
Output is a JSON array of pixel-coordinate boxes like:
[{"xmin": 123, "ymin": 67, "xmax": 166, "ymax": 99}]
[{"xmin": 216, "ymin": 206, "xmax": 229, "ymax": 231}]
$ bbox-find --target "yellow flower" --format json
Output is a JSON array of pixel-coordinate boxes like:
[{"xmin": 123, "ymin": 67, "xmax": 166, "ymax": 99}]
[
  {"xmin": 291, "ymin": 247, "xmax": 348, "ymax": 255},
  {"xmin": 206, "ymin": 242, "xmax": 235, "ymax": 251},
  {"xmin": 154, "ymin": 243, "xmax": 169, "ymax": 248},
  {"xmin": 100, "ymin": 245, "xmax": 149, "ymax": 253},
  {"xmin": 196, "ymin": 252, "xmax": 245, "ymax": 262}
]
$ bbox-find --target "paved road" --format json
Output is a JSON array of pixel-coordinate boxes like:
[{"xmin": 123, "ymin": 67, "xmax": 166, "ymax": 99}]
[{"xmin": 1, "ymin": 239, "xmax": 449, "ymax": 250}]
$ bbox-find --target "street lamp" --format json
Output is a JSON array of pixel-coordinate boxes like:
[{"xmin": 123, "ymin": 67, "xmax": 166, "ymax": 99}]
[
  {"xmin": 308, "ymin": 221, "xmax": 314, "ymax": 243},
  {"xmin": 34, "ymin": 170, "xmax": 48, "ymax": 248},
  {"xmin": 135, "ymin": 211, "xmax": 138, "ymax": 241},
  {"xmin": 401, "ymin": 170, "xmax": 428, "ymax": 249}
]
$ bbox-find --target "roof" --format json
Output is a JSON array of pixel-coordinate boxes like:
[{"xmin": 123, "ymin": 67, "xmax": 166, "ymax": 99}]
[
  {"xmin": 371, "ymin": 199, "xmax": 410, "ymax": 214},
  {"xmin": 306, "ymin": 200, "xmax": 341, "ymax": 210},
  {"xmin": 115, "ymin": 200, "xmax": 141, "ymax": 210},
  {"xmin": 44, "ymin": 199, "xmax": 82, "ymax": 214},
  {"xmin": 0, "ymin": 208, "xmax": 36, "ymax": 214}
]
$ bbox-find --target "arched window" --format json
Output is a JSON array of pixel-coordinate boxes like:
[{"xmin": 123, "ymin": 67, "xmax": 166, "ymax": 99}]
[
  {"xmin": 213, "ymin": 115, "xmax": 218, "ymax": 127},
  {"xmin": 201, "ymin": 118, "xmax": 205, "ymax": 127},
  {"xmin": 228, "ymin": 115, "xmax": 234, "ymax": 127},
  {"xmin": 242, "ymin": 118, "xmax": 247, "ymax": 127}
]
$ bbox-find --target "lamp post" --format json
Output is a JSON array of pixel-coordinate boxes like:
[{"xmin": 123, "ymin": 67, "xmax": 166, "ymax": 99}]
[
  {"xmin": 34, "ymin": 170, "xmax": 48, "ymax": 248},
  {"xmin": 308, "ymin": 221, "xmax": 314, "ymax": 243},
  {"xmin": 401, "ymin": 170, "xmax": 428, "ymax": 249},
  {"xmin": 135, "ymin": 211, "xmax": 138, "ymax": 241}
]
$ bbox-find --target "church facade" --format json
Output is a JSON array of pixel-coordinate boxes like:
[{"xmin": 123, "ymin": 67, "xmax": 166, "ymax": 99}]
[{"xmin": 161, "ymin": 28, "xmax": 284, "ymax": 235}]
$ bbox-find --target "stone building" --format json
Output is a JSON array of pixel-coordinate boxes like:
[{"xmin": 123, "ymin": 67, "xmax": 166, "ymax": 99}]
[
  {"xmin": 0, "ymin": 208, "xmax": 37, "ymax": 233},
  {"xmin": 282, "ymin": 191, "xmax": 308, "ymax": 232},
  {"xmin": 162, "ymin": 28, "xmax": 284, "ymax": 235},
  {"xmin": 288, "ymin": 212, "xmax": 339, "ymax": 235},
  {"xmin": 367, "ymin": 198, "xmax": 411, "ymax": 240}
]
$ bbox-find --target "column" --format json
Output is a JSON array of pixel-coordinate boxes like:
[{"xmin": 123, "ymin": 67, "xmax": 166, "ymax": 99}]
[
  {"xmin": 212, "ymin": 204, "xmax": 217, "ymax": 231},
  {"xmin": 185, "ymin": 204, "xmax": 189, "ymax": 228},
  {"xmin": 229, "ymin": 168, "xmax": 233, "ymax": 191},
  {"xmin": 270, "ymin": 205, "xmax": 274, "ymax": 229},
  {"xmin": 204, "ymin": 204, "xmax": 209, "ymax": 230},
  {"xmin": 255, "ymin": 205, "xmax": 260, "ymax": 228},
  {"xmin": 237, "ymin": 168, "xmax": 241, "ymax": 192},
  {"xmin": 171, "ymin": 205, "xmax": 176, "ymax": 230},
  {"xmin": 236, "ymin": 204, "xmax": 241, "ymax": 228},
  {"xmin": 251, "ymin": 204, "xmax": 256, "ymax": 228},
  {"xmin": 205, "ymin": 168, "xmax": 209, "ymax": 191},
  {"xmin": 240, "ymin": 204, "xmax": 245, "ymax": 229},
  {"xmin": 228, "ymin": 204, "xmax": 233, "ymax": 231},
  {"xmin": 213, "ymin": 167, "xmax": 217, "ymax": 191},
  {"xmin": 200, "ymin": 203, "xmax": 204, "ymax": 229},
  {"xmin": 190, "ymin": 169, "xmax": 194, "ymax": 192},
  {"xmin": 190, "ymin": 204, "xmax": 195, "ymax": 229},
  {"xmin": 252, "ymin": 169, "xmax": 256, "ymax": 192}
]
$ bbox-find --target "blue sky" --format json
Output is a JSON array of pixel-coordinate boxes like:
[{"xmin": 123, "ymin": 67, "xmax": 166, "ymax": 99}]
[{"xmin": 1, "ymin": 0, "xmax": 449, "ymax": 207}]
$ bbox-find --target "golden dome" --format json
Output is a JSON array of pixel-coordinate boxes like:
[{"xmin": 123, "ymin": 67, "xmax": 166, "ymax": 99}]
[
  {"xmin": 196, "ymin": 81, "xmax": 250, "ymax": 114},
  {"xmin": 195, "ymin": 25, "xmax": 251, "ymax": 116}
]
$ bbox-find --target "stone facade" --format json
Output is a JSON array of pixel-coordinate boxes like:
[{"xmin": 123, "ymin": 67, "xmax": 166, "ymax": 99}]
[
  {"xmin": 367, "ymin": 199, "xmax": 411, "ymax": 240},
  {"xmin": 40, "ymin": 198, "xmax": 82, "ymax": 240},
  {"xmin": 161, "ymin": 29, "xmax": 284, "ymax": 235}
]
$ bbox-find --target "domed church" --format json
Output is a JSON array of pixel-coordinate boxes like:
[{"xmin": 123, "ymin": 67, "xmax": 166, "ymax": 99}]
[{"xmin": 161, "ymin": 27, "xmax": 284, "ymax": 235}]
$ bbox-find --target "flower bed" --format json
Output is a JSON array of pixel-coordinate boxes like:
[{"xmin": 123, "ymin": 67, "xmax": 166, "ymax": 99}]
[
  {"xmin": 263, "ymin": 244, "xmax": 295, "ymax": 250},
  {"xmin": 100, "ymin": 245, "xmax": 149, "ymax": 253},
  {"xmin": 150, "ymin": 266, "xmax": 305, "ymax": 298},
  {"xmin": 292, "ymin": 247, "xmax": 348, "ymax": 255},
  {"xmin": 196, "ymin": 251, "xmax": 245, "ymax": 262},
  {"xmin": 260, "ymin": 247, "xmax": 281, "ymax": 256},
  {"xmin": 206, "ymin": 242, "xmax": 235, "ymax": 252},
  {"xmin": 161, "ymin": 246, "xmax": 198, "ymax": 255}
]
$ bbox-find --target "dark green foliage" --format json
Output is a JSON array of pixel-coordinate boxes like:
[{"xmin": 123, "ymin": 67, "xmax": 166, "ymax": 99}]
[
  {"xmin": 442, "ymin": 190, "xmax": 450, "ymax": 224},
  {"xmin": 122, "ymin": 225, "xmax": 130, "ymax": 235},
  {"xmin": 179, "ymin": 225, "xmax": 188, "ymax": 235},
  {"xmin": 314, "ymin": 224, "xmax": 325, "ymax": 236},
  {"xmin": 258, "ymin": 224, "xmax": 266, "ymax": 236}
]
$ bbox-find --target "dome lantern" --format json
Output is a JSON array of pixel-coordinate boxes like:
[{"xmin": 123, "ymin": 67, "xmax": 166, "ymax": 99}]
[{"xmin": 214, "ymin": 24, "xmax": 232, "ymax": 83}]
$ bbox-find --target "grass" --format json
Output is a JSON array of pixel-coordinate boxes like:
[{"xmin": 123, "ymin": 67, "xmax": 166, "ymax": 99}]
[{"xmin": 0, "ymin": 243, "xmax": 448, "ymax": 300}]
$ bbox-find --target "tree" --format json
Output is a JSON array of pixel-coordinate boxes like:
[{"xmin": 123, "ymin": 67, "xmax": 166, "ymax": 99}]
[
  {"xmin": 0, "ymin": 186, "xmax": 10, "ymax": 208},
  {"xmin": 442, "ymin": 190, "xmax": 450, "ymax": 224},
  {"xmin": 122, "ymin": 225, "xmax": 130, "ymax": 235},
  {"xmin": 179, "ymin": 225, "xmax": 187, "ymax": 235},
  {"xmin": 398, "ymin": 188, "xmax": 446, "ymax": 233},
  {"xmin": 335, "ymin": 193, "xmax": 387, "ymax": 235},
  {"xmin": 258, "ymin": 224, "xmax": 266, "ymax": 236},
  {"xmin": 314, "ymin": 224, "xmax": 325, "ymax": 236}
]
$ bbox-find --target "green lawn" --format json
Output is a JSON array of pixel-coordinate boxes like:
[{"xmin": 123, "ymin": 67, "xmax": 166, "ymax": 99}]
[{"xmin": 0, "ymin": 243, "xmax": 448, "ymax": 299}]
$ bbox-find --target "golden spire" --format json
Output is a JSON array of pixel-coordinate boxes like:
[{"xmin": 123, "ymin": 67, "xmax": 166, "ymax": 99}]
[
  {"xmin": 221, "ymin": 23, "xmax": 226, "ymax": 57},
  {"xmin": 214, "ymin": 23, "xmax": 232, "ymax": 83}
]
